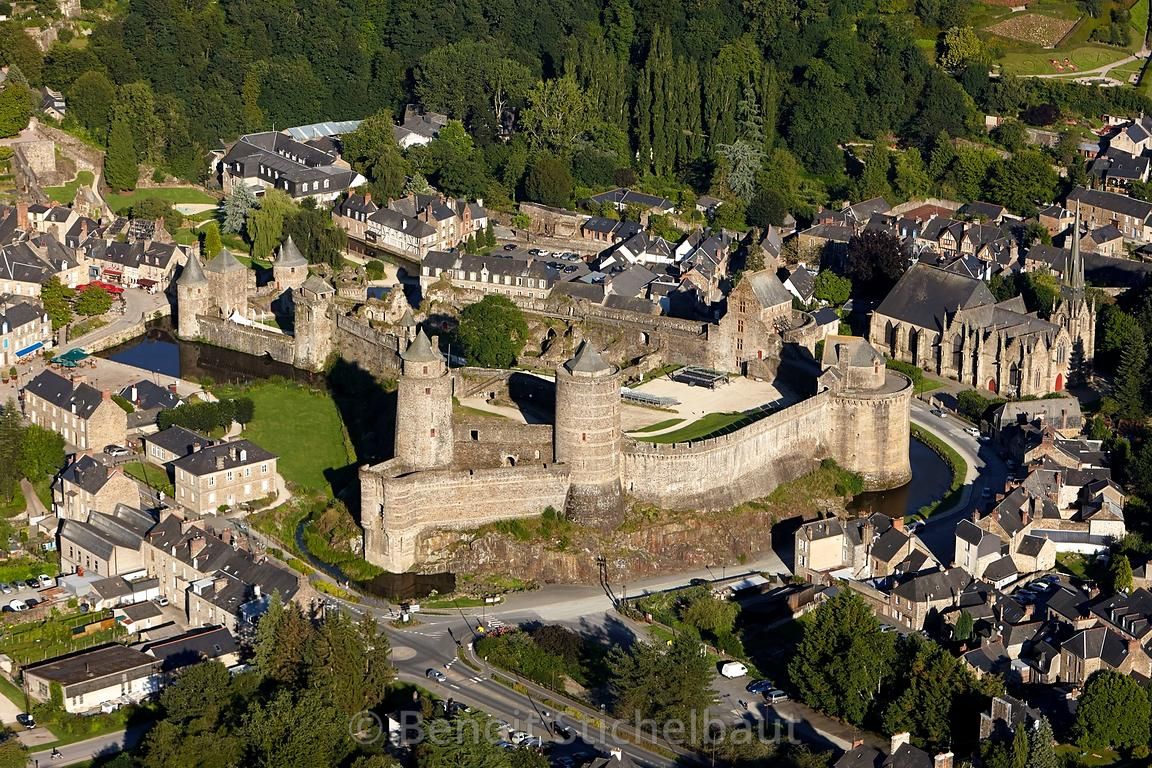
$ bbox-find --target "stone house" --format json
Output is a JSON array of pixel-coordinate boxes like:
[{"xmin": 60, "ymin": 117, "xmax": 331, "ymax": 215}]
[
  {"xmin": 143, "ymin": 514, "xmax": 299, "ymax": 632},
  {"xmin": 888, "ymin": 567, "xmax": 971, "ymax": 630},
  {"xmin": 170, "ymin": 439, "xmax": 279, "ymax": 514},
  {"xmin": 53, "ymin": 455, "xmax": 139, "ymax": 523},
  {"xmin": 1059, "ymin": 626, "xmax": 1151, "ymax": 686},
  {"xmin": 835, "ymin": 732, "xmax": 953, "ymax": 768},
  {"xmin": 218, "ymin": 128, "xmax": 366, "ymax": 203},
  {"xmin": 1080, "ymin": 225, "xmax": 1125, "ymax": 257},
  {"xmin": 23, "ymin": 645, "xmax": 160, "ymax": 715},
  {"xmin": 0, "ymin": 299, "xmax": 51, "ymax": 368},
  {"xmin": 24, "ymin": 370, "xmax": 128, "ymax": 451},
  {"xmin": 586, "ymin": 188, "xmax": 675, "ymax": 216},
  {"xmin": 710, "ymin": 270, "xmax": 793, "ymax": 376},
  {"xmin": 58, "ymin": 502, "xmax": 155, "ymax": 577},
  {"xmin": 420, "ymin": 251, "xmax": 557, "ymax": 301},
  {"xmin": 334, "ymin": 192, "xmax": 488, "ymax": 261},
  {"xmin": 1038, "ymin": 205, "xmax": 1075, "ymax": 237},
  {"xmin": 117, "ymin": 380, "xmax": 181, "ymax": 432},
  {"xmin": 0, "ymin": 236, "xmax": 86, "ymax": 297},
  {"xmin": 580, "ymin": 216, "xmax": 642, "ymax": 245},
  {"xmin": 393, "ymin": 105, "xmax": 447, "ymax": 148},
  {"xmin": 1066, "ymin": 185, "xmax": 1152, "ymax": 242},
  {"xmin": 142, "ymin": 426, "xmax": 211, "ymax": 467},
  {"xmin": 83, "ymin": 240, "xmax": 188, "ymax": 291}
]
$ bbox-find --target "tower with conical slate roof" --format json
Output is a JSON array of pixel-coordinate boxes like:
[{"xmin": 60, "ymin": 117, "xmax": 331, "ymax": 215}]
[
  {"xmin": 1053, "ymin": 205, "xmax": 1096, "ymax": 387},
  {"xmin": 293, "ymin": 275, "xmax": 335, "ymax": 370},
  {"xmin": 394, "ymin": 328, "xmax": 454, "ymax": 469},
  {"xmin": 273, "ymin": 235, "xmax": 309, "ymax": 293},
  {"xmin": 203, "ymin": 248, "xmax": 252, "ymax": 319},
  {"xmin": 554, "ymin": 341, "xmax": 623, "ymax": 528},
  {"xmin": 176, "ymin": 253, "xmax": 209, "ymax": 337}
]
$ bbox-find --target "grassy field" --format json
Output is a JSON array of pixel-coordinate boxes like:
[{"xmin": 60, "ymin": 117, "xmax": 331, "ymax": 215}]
[
  {"xmin": 108, "ymin": 186, "xmax": 217, "ymax": 214},
  {"xmin": 628, "ymin": 418, "xmax": 685, "ymax": 433},
  {"xmin": 43, "ymin": 170, "xmax": 94, "ymax": 205},
  {"xmin": 218, "ymin": 381, "xmax": 354, "ymax": 493},
  {"xmin": 998, "ymin": 44, "xmax": 1133, "ymax": 76},
  {"xmin": 122, "ymin": 461, "xmax": 174, "ymax": 497},
  {"xmin": 634, "ymin": 406, "xmax": 777, "ymax": 444},
  {"xmin": 0, "ymin": 486, "xmax": 24, "ymax": 518}
]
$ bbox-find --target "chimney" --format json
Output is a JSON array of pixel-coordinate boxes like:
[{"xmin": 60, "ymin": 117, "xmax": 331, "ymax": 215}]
[
  {"xmin": 189, "ymin": 536, "xmax": 207, "ymax": 558},
  {"xmin": 254, "ymin": 584, "xmax": 262, "ymax": 598},
  {"xmin": 191, "ymin": 442, "xmax": 202, "ymax": 453},
  {"xmin": 168, "ymin": 383, "xmax": 178, "ymax": 394},
  {"xmin": 130, "ymin": 386, "xmax": 137, "ymax": 403},
  {"xmin": 16, "ymin": 201, "xmax": 28, "ymax": 231},
  {"xmin": 363, "ymin": 191, "xmax": 372, "ymax": 204},
  {"xmin": 215, "ymin": 455, "xmax": 225, "ymax": 470},
  {"xmin": 101, "ymin": 389, "xmax": 110, "ymax": 402},
  {"xmin": 851, "ymin": 738, "xmax": 864, "ymax": 750},
  {"xmin": 892, "ymin": 517, "xmax": 905, "ymax": 532},
  {"xmin": 213, "ymin": 576, "xmax": 228, "ymax": 592},
  {"xmin": 890, "ymin": 733, "xmax": 911, "ymax": 754},
  {"xmin": 934, "ymin": 752, "xmax": 954, "ymax": 768}
]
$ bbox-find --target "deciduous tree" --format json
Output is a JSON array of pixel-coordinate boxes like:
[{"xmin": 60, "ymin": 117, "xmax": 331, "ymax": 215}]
[
  {"xmin": 1073, "ymin": 669, "xmax": 1150, "ymax": 750},
  {"xmin": 456, "ymin": 295, "xmax": 528, "ymax": 368}
]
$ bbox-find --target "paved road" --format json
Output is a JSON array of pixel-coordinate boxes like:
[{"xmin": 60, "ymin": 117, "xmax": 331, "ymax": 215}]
[
  {"xmin": 63, "ymin": 288, "xmax": 170, "ymax": 353},
  {"xmin": 909, "ymin": 399, "xmax": 1008, "ymax": 563},
  {"xmin": 28, "ymin": 723, "xmax": 149, "ymax": 767}
]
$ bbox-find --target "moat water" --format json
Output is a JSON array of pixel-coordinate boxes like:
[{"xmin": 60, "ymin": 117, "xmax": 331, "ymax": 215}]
[{"xmin": 102, "ymin": 323, "xmax": 953, "ymax": 593}]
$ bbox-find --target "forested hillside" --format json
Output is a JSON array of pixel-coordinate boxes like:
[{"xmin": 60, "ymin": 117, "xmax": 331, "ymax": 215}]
[{"xmin": 2, "ymin": 0, "xmax": 1152, "ymax": 217}]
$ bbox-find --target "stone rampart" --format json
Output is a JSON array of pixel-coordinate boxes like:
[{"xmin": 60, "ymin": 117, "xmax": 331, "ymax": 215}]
[
  {"xmin": 195, "ymin": 316, "xmax": 296, "ymax": 364},
  {"xmin": 621, "ymin": 394, "xmax": 832, "ymax": 510},
  {"xmin": 453, "ymin": 419, "xmax": 555, "ymax": 468},
  {"xmin": 363, "ymin": 461, "xmax": 571, "ymax": 571},
  {"xmin": 334, "ymin": 314, "xmax": 402, "ymax": 376}
]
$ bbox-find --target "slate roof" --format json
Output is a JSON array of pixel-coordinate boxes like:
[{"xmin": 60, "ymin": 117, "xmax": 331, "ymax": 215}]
[
  {"xmin": 204, "ymin": 249, "xmax": 247, "ymax": 274},
  {"xmin": 892, "ymin": 567, "xmax": 970, "ymax": 603},
  {"xmin": 745, "ymin": 271, "xmax": 793, "ymax": 309},
  {"xmin": 812, "ymin": 307, "xmax": 840, "ymax": 325},
  {"xmin": 119, "ymin": 380, "xmax": 180, "ymax": 412},
  {"xmin": 959, "ymin": 201, "xmax": 1005, "ymax": 222},
  {"xmin": 1047, "ymin": 585, "xmax": 1092, "ymax": 623},
  {"xmin": 1067, "ymin": 185, "xmax": 1152, "ymax": 221},
  {"xmin": 875, "ymin": 264, "xmax": 994, "ymax": 332},
  {"xmin": 276, "ymin": 235, "xmax": 308, "ymax": 268},
  {"xmin": 587, "ymin": 188, "xmax": 674, "ymax": 212},
  {"xmin": 1063, "ymin": 626, "xmax": 1132, "ymax": 667},
  {"xmin": 400, "ymin": 329, "xmax": 443, "ymax": 364},
  {"xmin": 119, "ymin": 600, "xmax": 162, "ymax": 622},
  {"xmin": 983, "ymin": 555, "xmax": 1018, "ymax": 582},
  {"xmin": 1092, "ymin": 588, "xmax": 1152, "ymax": 637},
  {"xmin": 147, "ymin": 516, "xmax": 300, "ymax": 605},
  {"xmin": 800, "ymin": 222, "xmax": 854, "ymax": 243},
  {"xmin": 566, "ymin": 341, "xmax": 612, "ymax": 374},
  {"xmin": 59, "ymin": 455, "xmax": 118, "ymax": 495},
  {"xmin": 170, "ymin": 440, "xmax": 276, "ymax": 477},
  {"xmin": 178, "ymin": 254, "xmax": 208, "ymax": 286},
  {"xmin": 143, "ymin": 626, "xmax": 238, "ymax": 672},
  {"xmin": 786, "ymin": 267, "xmax": 816, "ymax": 300},
  {"xmin": 146, "ymin": 426, "xmax": 210, "ymax": 458},
  {"xmin": 26, "ymin": 370, "xmax": 105, "ymax": 420},
  {"xmin": 835, "ymin": 743, "xmax": 932, "ymax": 768},
  {"xmin": 59, "ymin": 504, "xmax": 156, "ymax": 561},
  {"xmin": 609, "ymin": 264, "xmax": 658, "ymax": 299},
  {"xmin": 822, "ymin": 335, "xmax": 883, "ymax": 369},
  {"xmin": 0, "ymin": 300, "xmax": 45, "ymax": 332}
]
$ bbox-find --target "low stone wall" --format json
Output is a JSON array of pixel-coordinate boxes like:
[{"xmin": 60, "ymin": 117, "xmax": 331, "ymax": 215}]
[
  {"xmin": 75, "ymin": 305, "xmax": 174, "ymax": 354},
  {"xmin": 622, "ymin": 393, "xmax": 831, "ymax": 510},
  {"xmin": 453, "ymin": 419, "xmax": 555, "ymax": 468},
  {"xmin": 195, "ymin": 316, "xmax": 296, "ymax": 364}
]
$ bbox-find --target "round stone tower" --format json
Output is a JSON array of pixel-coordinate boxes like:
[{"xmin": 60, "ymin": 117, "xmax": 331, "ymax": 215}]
[
  {"xmin": 394, "ymin": 328, "xmax": 454, "ymax": 470},
  {"xmin": 273, "ymin": 234, "xmax": 309, "ymax": 294},
  {"xmin": 176, "ymin": 253, "xmax": 209, "ymax": 338},
  {"xmin": 554, "ymin": 341, "xmax": 623, "ymax": 528}
]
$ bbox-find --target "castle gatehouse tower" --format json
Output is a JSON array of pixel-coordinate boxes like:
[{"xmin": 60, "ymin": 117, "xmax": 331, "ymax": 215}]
[{"xmin": 394, "ymin": 329, "xmax": 454, "ymax": 470}]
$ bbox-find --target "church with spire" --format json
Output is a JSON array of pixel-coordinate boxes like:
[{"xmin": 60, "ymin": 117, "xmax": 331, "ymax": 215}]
[{"xmin": 1052, "ymin": 206, "xmax": 1097, "ymax": 385}]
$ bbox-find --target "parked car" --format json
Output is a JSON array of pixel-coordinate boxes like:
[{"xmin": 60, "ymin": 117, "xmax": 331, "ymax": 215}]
[
  {"xmin": 0, "ymin": 583, "xmax": 12, "ymax": 595},
  {"xmin": 425, "ymin": 668, "xmax": 446, "ymax": 682},
  {"xmin": 720, "ymin": 661, "xmax": 748, "ymax": 678},
  {"xmin": 37, "ymin": 574, "xmax": 53, "ymax": 588},
  {"xmin": 746, "ymin": 679, "xmax": 773, "ymax": 693},
  {"xmin": 8, "ymin": 600, "xmax": 28, "ymax": 612},
  {"xmin": 964, "ymin": 427, "xmax": 980, "ymax": 437},
  {"xmin": 15, "ymin": 714, "xmax": 34, "ymax": 729},
  {"xmin": 879, "ymin": 624, "xmax": 898, "ymax": 633},
  {"xmin": 103, "ymin": 444, "xmax": 131, "ymax": 457},
  {"xmin": 521, "ymin": 736, "xmax": 544, "ymax": 749},
  {"xmin": 509, "ymin": 730, "xmax": 531, "ymax": 745},
  {"xmin": 503, "ymin": 244, "xmax": 516, "ymax": 251},
  {"xmin": 154, "ymin": 596, "xmax": 169, "ymax": 607},
  {"xmin": 764, "ymin": 690, "xmax": 790, "ymax": 704},
  {"xmin": 24, "ymin": 579, "xmax": 38, "ymax": 589}
]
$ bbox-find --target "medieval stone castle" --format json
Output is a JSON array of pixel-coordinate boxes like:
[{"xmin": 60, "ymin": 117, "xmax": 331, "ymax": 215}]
[
  {"xmin": 359, "ymin": 330, "xmax": 913, "ymax": 572},
  {"xmin": 173, "ymin": 245, "xmax": 913, "ymax": 574}
]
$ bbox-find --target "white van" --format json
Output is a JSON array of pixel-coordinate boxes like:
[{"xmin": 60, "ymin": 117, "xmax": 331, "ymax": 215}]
[
  {"xmin": 8, "ymin": 600, "xmax": 28, "ymax": 612},
  {"xmin": 720, "ymin": 661, "xmax": 748, "ymax": 678}
]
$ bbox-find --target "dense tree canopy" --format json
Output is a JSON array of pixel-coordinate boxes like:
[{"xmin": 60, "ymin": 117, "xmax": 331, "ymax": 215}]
[
  {"xmin": 455, "ymin": 295, "xmax": 529, "ymax": 368},
  {"xmin": 1073, "ymin": 670, "xmax": 1151, "ymax": 751}
]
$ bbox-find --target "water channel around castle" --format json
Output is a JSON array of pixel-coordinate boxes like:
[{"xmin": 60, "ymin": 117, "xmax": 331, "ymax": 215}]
[{"xmin": 99, "ymin": 321, "xmax": 953, "ymax": 594}]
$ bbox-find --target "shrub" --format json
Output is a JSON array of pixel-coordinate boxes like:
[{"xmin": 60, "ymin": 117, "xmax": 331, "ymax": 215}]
[{"xmin": 885, "ymin": 359, "xmax": 923, "ymax": 386}]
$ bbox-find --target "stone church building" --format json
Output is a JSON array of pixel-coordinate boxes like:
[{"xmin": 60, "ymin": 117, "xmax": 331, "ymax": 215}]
[{"xmin": 869, "ymin": 222, "xmax": 1095, "ymax": 396}]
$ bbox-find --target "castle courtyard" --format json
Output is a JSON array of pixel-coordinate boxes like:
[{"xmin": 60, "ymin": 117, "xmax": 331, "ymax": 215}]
[{"xmin": 620, "ymin": 374, "xmax": 792, "ymax": 433}]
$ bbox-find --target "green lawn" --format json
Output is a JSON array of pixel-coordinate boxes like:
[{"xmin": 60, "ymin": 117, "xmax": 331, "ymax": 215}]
[
  {"xmin": 218, "ymin": 381, "xmax": 354, "ymax": 493},
  {"xmin": 634, "ymin": 408, "xmax": 775, "ymax": 444},
  {"xmin": 122, "ymin": 461, "xmax": 174, "ymax": 497},
  {"xmin": 108, "ymin": 186, "xmax": 217, "ymax": 214},
  {"xmin": 0, "ymin": 557, "xmax": 53, "ymax": 584},
  {"xmin": 628, "ymin": 418, "xmax": 686, "ymax": 434},
  {"xmin": 0, "ymin": 486, "xmax": 24, "ymax": 518},
  {"xmin": 999, "ymin": 45, "xmax": 1133, "ymax": 77},
  {"xmin": 43, "ymin": 171, "xmax": 94, "ymax": 205}
]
